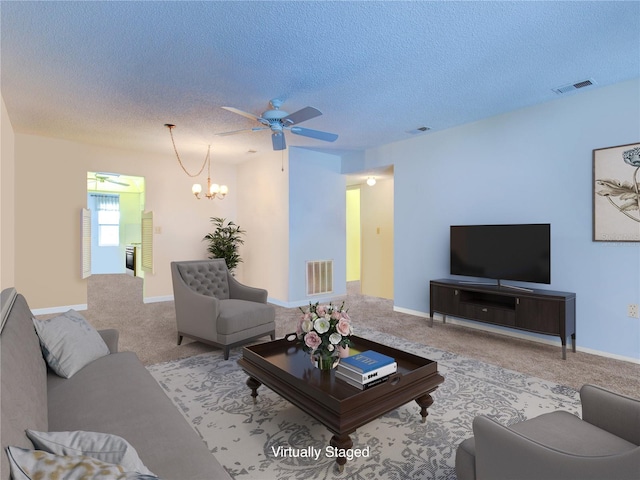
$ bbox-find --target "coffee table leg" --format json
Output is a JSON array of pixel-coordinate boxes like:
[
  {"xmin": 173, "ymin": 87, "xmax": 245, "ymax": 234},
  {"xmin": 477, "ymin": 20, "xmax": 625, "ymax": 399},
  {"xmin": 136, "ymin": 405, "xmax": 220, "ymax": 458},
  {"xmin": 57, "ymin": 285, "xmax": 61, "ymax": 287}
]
[
  {"xmin": 330, "ymin": 433, "xmax": 353, "ymax": 473},
  {"xmin": 415, "ymin": 393, "xmax": 434, "ymax": 423},
  {"xmin": 246, "ymin": 377, "xmax": 261, "ymax": 404}
]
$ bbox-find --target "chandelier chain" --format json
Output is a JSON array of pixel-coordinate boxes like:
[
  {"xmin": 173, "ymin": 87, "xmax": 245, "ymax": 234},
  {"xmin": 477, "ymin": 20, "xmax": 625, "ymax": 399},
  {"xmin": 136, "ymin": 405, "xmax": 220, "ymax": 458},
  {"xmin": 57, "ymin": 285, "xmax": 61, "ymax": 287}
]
[{"xmin": 166, "ymin": 125, "xmax": 208, "ymax": 178}]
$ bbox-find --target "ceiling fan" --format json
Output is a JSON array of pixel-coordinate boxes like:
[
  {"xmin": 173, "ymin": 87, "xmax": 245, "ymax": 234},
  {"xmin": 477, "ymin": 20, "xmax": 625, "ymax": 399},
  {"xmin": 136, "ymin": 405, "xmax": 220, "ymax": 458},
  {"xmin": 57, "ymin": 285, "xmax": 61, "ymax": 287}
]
[
  {"xmin": 88, "ymin": 173, "xmax": 130, "ymax": 187},
  {"xmin": 217, "ymin": 99, "xmax": 338, "ymax": 151}
]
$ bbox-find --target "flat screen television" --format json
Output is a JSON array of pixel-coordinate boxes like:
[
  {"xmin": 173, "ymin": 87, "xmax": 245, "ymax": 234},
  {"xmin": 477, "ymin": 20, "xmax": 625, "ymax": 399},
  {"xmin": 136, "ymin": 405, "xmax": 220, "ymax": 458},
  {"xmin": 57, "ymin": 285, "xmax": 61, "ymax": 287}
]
[{"xmin": 450, "ymin": 224, "xmax": 551, "ymax": 285}]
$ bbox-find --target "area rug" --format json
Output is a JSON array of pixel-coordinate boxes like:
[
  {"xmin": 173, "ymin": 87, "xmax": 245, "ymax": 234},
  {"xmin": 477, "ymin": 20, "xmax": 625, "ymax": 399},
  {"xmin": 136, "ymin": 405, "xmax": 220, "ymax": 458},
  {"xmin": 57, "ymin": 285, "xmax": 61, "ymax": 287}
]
[{"xmin": 147, "ymin": 327, "xmax": 580, "ymax": 480}]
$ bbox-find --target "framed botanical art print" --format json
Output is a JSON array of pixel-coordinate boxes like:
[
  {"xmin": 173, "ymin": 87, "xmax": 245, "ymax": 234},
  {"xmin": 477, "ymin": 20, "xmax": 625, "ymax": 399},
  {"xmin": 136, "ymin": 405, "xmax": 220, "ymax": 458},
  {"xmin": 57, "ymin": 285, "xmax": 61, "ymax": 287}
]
[{"xmin": 593, "ymin": 142, "xmax": 640, "ymax": 242}]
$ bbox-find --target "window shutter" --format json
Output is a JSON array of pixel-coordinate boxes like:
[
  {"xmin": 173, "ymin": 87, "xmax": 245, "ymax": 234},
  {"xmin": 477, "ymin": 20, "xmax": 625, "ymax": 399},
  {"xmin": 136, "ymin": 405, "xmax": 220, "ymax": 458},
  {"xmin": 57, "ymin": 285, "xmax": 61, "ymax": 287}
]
[
  {"xmin": 81, "ymin": 208, "xmax": 91, "ymax": 279},
  {"xmin": 141, "ymin": 211, "xmax": 154, "ymax": 274}
]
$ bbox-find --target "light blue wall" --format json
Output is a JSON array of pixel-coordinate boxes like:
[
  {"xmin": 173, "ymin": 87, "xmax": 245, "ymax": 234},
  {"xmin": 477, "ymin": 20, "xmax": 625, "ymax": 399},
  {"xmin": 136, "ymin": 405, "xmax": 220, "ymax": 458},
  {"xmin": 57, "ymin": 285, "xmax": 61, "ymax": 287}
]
[
  {"xmin": 288, "ymin": 148, "xmax": 347, "ymax": 305},
  {"xmin": 347, "ymin": 79, "xmax": 640, "ymax": 360}
]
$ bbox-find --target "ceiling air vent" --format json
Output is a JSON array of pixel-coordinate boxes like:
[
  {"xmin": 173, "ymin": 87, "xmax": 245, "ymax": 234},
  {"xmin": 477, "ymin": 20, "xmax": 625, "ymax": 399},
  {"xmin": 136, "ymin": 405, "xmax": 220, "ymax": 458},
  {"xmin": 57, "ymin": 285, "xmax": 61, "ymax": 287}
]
[
  {"xmin": 553, "ymin": 78, "xmax": 597, "ymax": 95},
  {"xmin": 406, "ymin": 126, "xmax": 431, "ymax": 135}
]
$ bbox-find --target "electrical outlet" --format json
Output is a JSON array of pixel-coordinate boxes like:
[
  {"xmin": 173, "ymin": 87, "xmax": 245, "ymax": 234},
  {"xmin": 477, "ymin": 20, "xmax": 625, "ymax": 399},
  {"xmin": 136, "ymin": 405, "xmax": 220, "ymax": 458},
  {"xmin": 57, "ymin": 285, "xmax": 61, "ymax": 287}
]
[{"xmin": 629, "ymin": 304, "xmax": 639, "ymax": 318}]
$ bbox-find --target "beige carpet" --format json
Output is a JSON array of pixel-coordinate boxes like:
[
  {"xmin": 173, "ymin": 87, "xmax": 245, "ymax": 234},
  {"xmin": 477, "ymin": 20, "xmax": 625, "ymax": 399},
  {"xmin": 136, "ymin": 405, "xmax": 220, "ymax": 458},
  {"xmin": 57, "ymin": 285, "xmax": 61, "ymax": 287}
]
[{"xmin": 49, "ymin": 274, "xmax": 639, "ymax": 398}]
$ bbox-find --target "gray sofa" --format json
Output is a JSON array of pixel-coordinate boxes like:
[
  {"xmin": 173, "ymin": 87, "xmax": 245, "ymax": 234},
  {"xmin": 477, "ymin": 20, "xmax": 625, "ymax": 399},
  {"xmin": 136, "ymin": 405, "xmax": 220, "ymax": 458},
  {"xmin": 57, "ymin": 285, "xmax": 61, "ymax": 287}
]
[
  {"xmin": 455, "ymin": 384, "xmax": 640, "ymax": 480},
  {"xmin": 1, "ymin": 288, "xmax": 232, "ymax": 479}
]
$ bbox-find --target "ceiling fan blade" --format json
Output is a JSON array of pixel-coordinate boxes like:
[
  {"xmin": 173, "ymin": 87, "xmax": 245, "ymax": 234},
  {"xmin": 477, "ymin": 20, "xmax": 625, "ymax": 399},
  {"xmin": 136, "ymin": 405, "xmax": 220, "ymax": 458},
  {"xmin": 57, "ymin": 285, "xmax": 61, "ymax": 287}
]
[
  {"xmin": 216, "ymin": 127, "xmax": 267, "ymax": 137},
  {"xmin": 290, "ymin": 126, "xmax": 338, "ymax": 142},
  {"xmin": 221, "ymin": 106, "xmax": 261, "ymax": 122},
  {"xmin": 282, "ymin": 106, "xmax": 322, "ymax": 125},
  {"xmin": 272, "ymin": 132, "xmax": 286, "ymax": 151}
]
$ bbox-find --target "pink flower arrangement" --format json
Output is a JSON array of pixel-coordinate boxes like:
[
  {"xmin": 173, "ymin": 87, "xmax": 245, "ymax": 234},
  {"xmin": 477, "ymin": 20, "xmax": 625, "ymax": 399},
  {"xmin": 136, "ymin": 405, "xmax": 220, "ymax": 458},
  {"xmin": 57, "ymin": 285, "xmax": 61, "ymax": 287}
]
[{"xmin": 296, "ymin": 301, "xmax": 353, "ymax": 361}]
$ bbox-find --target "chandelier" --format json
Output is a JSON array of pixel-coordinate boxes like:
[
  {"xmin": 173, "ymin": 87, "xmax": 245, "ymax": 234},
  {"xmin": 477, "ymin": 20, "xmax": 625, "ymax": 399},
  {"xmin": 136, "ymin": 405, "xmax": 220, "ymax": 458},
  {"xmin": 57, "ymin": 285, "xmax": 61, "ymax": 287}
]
[{"xmin": 165, "ymin": 124, "xmax": 228, "ymax": 200}]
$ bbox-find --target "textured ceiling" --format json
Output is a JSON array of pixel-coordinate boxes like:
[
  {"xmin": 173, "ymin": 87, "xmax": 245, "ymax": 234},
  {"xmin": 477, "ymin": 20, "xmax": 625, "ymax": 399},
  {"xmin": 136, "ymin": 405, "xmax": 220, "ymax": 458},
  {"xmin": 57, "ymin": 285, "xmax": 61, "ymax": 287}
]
[{"xmin": 1, "ymin": 1, "xmax": 639, "ymax": 164}]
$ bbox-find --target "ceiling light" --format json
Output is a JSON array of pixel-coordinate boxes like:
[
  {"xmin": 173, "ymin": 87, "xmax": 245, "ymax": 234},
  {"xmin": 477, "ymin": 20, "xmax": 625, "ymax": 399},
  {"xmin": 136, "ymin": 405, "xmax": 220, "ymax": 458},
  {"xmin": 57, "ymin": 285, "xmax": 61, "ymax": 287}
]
[
  {"xmin": 165, "ymin": 124, "xmax": 228, "ymax": 200},
  {"xmin": 366, "ymin": 177, "xmax": 376, "ymax": 187}
]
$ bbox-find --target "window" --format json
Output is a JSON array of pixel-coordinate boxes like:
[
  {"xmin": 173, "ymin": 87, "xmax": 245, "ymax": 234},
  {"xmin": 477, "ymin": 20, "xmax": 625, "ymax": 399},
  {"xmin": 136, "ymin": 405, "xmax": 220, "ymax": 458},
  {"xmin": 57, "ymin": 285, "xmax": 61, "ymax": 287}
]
[{"xmin": 93, "ymin": 194, "xmax": 120, "ymax": 247}]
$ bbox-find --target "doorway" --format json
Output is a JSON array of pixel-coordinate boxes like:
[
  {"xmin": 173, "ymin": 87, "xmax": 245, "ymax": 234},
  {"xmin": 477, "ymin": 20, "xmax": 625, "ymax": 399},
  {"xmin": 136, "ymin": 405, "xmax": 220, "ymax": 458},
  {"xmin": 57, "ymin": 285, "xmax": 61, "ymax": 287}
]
[
  {"xmin": 346, "ymin": 167, "xmax": 394, "ymax": 299},
  {"xmin": 87, "ymin": 172, "xmax": 146, "ymax": 276}
]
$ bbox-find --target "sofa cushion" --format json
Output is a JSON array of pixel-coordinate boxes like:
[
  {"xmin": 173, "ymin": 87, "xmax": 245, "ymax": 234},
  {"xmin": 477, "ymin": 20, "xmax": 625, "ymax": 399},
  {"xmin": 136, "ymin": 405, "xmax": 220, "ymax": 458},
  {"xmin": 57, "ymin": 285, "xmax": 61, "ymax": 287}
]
[
  {"xmin": 33, "ymin": 309, "xmax": 109, "ymax": 378},
  {"xmin": 47, "ymin": 351, "xmax": 230, "ymax": 479},
  {"xmin": 217, "ymin": 299, "xmax": 276, "ymax": 335},
  {"xmin": 510, "ymin": 411, "xmax": 637, "ymax": 455},
  {"xmin": 6, "ymin": 447, "xmax": 159, "ymax": 480},
  {"xmin": 26, "ymin": 430, "xmax": 154, "ymax": 475}
]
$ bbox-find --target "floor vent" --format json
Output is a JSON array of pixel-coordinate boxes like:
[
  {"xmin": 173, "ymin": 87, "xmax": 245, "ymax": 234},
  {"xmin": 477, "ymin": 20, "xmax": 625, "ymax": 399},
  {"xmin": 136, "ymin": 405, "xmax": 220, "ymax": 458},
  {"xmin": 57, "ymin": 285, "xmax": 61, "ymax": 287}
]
[
  {"xmin": 552, "ymin": 78, "xmax": 597, "ymax": 95},
  {"xmin": 306, "ymin": 260, "xmax": 333, "ymax": 296}
]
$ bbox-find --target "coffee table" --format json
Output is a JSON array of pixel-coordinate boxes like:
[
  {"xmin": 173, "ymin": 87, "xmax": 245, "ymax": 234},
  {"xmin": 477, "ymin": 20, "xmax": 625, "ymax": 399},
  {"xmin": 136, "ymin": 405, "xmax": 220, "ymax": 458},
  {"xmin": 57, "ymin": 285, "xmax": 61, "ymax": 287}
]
[{"xmin": 238, "ymin": 335, "xmax": 445, "ymax": 471}]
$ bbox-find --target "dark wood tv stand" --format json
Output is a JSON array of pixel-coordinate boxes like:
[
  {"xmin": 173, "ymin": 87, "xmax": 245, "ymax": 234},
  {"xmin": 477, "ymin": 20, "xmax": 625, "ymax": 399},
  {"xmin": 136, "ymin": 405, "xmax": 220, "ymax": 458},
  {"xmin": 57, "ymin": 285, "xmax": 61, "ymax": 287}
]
[{"xmin": 429, "ymin": 279, "xmax": 576, "ymax": 359}]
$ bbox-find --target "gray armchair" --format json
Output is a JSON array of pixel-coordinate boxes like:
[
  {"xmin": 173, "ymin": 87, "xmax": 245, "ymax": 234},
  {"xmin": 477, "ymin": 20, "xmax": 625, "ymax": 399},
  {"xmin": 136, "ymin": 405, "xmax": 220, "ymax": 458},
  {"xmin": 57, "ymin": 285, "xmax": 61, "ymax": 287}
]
[
  {"xmin": 455, "ymin": 384, "xmax": 640, "ymax": 480},
  {"xmin": 171, "ymin": 259, "xmax": 276, "ymax": 360}
]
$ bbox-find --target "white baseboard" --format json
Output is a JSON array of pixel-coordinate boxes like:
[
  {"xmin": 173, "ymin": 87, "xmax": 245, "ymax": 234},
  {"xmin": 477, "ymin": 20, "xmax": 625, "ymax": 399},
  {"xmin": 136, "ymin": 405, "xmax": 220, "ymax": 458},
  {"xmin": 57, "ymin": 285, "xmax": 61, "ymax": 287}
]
[
  {"xmin": 392, "ymin": 306, "xmax": 640, "ymax": 365},
  {"xmin": 31, "ymin": 304, "xmax": 88, "ymax": 316},
  {"xmin": 143, "ymin": 295, "xmax": 174, "ymax": 304},
  {"xmin": 32, "ymin": 297, "xmax": 173, "ymax": 313},
  {"xmin": 268, "ymin": 295, "xmax": 346, "ymax": 309},
  {"xmin": 393, "ymin": 306, "xmax": 431, "ymax": 318},
  {"xmin": 268, "ymin": 298, "xmax": 312, "ymax": 309},
  {"xmin": 268, "ymin": 298, "xmax": 293, "ymax": 308},
  {"xmin": 575, "ymin": 345, "xmax": 640, "ymax": 364}
]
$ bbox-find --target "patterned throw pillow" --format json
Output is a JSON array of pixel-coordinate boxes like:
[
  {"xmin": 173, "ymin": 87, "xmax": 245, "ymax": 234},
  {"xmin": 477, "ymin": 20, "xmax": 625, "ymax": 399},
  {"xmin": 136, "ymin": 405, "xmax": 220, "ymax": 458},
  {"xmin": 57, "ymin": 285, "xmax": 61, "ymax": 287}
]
[
  {"xmin": 26, "ymin": 430, "xmax": 155, "ymax": 476},
  {"xmin": 32, "ymin": 309, "xmax": 109, "ymax": 378},
  {"xmin": 6, "ymin": 447, "xmax": 160, "ymax": 480}
]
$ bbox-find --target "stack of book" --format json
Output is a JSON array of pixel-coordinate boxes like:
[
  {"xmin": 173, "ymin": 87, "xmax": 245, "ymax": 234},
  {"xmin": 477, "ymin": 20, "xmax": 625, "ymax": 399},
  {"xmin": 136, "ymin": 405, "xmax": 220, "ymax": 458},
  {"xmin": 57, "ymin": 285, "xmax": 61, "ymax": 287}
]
[{"xmin": 335, "ymin": 350, "xmax": 397, "ymax": 390}]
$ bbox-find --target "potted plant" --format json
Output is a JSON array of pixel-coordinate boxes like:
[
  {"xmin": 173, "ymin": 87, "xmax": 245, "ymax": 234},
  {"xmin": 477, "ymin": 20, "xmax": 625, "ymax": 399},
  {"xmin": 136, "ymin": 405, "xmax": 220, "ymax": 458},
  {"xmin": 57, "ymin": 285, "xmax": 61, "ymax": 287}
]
[
  {"xmin": 296, "ymin": 301, "xmax": 353, "ymax": 370},
  {"xmin": 203, "ymin": 217, "xmax": 246, "ymax": 273}
]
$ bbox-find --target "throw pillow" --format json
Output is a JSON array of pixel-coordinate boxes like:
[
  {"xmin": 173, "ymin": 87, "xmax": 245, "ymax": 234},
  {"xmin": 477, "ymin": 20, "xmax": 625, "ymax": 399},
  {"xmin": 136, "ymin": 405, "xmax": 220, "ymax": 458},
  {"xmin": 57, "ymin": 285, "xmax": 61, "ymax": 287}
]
[
  {"xmin": 26, "ymin": 430, "xmax": 155, "ymax": 476},
  {"xmin": 6, "ymin": 447, "xmax": 160, "ymax": 480},
  {"xmin": 32, "ymin": 309, "xmax": 109, "ymax": 378}
]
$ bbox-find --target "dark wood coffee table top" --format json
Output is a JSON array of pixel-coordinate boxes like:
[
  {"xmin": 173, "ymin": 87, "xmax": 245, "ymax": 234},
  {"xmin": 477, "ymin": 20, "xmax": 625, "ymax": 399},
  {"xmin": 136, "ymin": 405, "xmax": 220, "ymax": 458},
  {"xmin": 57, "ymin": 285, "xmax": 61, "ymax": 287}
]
[{"xmin": 238, "ymin": 335, "xmax": 444, "ymax": 471}]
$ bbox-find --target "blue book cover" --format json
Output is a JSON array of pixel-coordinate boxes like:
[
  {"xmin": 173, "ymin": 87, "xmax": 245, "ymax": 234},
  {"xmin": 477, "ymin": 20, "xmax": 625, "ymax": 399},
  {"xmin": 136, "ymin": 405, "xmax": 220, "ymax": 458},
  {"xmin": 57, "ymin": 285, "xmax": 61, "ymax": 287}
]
[{"xmin": 340, "ymin": 350, "xmax": 395, "ymax": 373}]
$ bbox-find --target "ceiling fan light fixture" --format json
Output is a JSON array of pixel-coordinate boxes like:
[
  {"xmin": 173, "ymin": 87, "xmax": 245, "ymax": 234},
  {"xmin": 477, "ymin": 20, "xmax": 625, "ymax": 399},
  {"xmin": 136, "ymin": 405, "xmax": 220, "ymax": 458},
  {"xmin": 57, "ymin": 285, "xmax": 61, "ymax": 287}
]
[{"xmin": 217, "ymin": 100, "xmax": 338, "ymax": 152}]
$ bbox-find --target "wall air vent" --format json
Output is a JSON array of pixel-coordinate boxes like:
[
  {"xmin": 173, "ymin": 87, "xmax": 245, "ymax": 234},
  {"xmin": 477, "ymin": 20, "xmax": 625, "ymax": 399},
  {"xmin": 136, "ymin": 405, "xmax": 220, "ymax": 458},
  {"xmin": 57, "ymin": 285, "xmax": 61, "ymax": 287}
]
[
  {"xmin": 306, "ymin": 260, "xmax": 333, "ymax": 296},
  {"xmin": 553, "ymin": 78, "xmax": 597, "ymax": 95}
]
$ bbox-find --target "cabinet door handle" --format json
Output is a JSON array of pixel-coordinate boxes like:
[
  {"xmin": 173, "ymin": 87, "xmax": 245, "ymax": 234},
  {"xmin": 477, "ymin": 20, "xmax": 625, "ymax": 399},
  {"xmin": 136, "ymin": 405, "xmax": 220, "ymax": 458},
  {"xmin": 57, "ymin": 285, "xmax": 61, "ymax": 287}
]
[
  {"xmin": 516, "ymin": 298, "xmax": 520, "ymax": 305},
  {"xmin": 455, "ymin": 290, "xmax": 459, "ymax": 295},
  {"xmin": 482, "ymin": 308, "xmax": 488, "ymax": 312}
]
